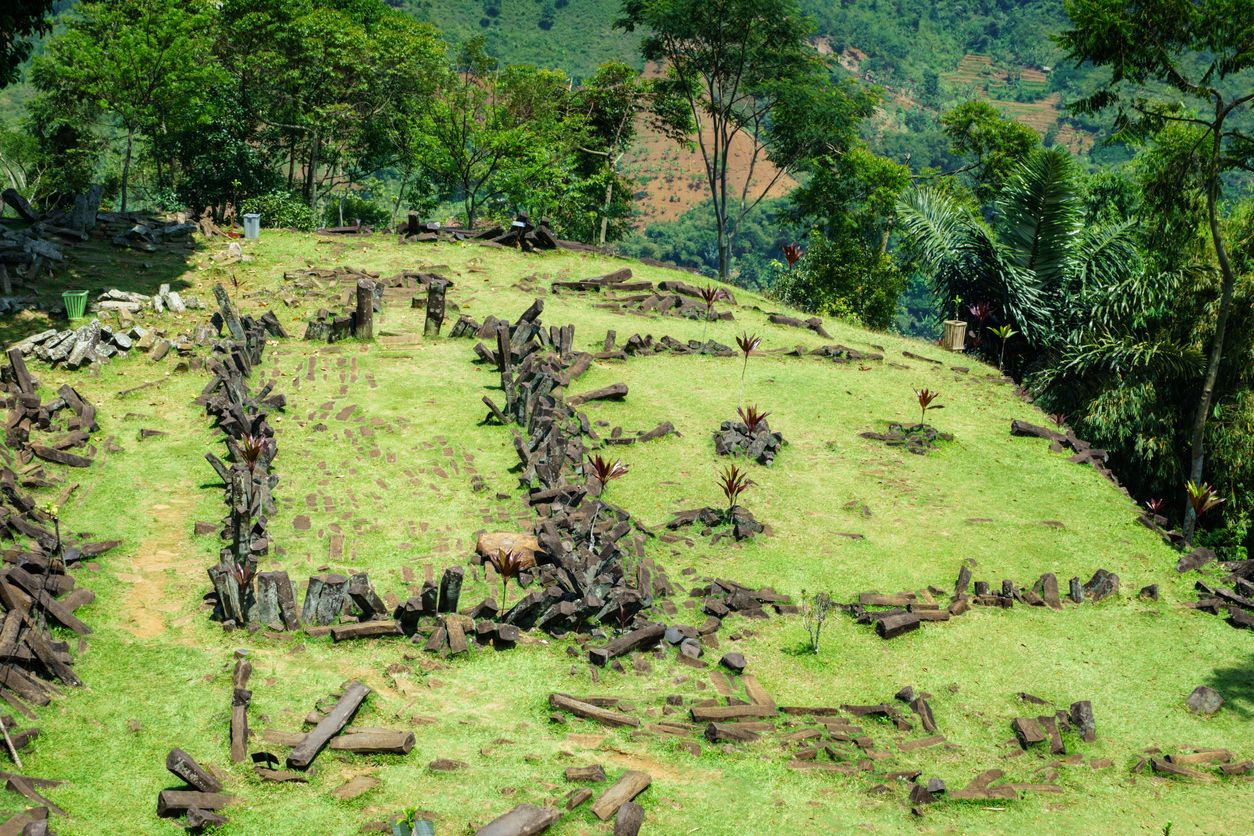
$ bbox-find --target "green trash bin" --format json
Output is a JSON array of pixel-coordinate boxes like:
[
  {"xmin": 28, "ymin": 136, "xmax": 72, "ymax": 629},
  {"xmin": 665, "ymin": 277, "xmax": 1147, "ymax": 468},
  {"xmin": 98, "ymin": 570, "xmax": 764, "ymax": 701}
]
[{"xmin": 62, "ymin": 290, "xmax": 89, "ymax": 320}]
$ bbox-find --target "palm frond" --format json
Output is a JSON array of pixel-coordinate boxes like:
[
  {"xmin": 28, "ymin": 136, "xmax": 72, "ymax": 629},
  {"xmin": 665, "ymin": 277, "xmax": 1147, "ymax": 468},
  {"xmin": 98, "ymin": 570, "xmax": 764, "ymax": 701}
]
[
  {"xmin": 1070, "ymin": 219, "xmax": 1142, "ymax": 293},
  {"xmin": 1058, "ymin": 333, "xmax": 1205, "ymax": 379},
  {"xmin": 996, "ymin": 147, "xmax": 1083, "ymax": 288},
  {"xmin": 899, "ymin": 185, "xmax": 1052, "ymax": 345}
]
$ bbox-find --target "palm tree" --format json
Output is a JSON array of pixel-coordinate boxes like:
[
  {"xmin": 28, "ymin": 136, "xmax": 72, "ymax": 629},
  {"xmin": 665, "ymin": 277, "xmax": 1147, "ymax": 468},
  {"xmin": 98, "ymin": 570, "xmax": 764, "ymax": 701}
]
[{"xmin": 898, "ymin": 147, "xmax": 1140, "ymax": 364}]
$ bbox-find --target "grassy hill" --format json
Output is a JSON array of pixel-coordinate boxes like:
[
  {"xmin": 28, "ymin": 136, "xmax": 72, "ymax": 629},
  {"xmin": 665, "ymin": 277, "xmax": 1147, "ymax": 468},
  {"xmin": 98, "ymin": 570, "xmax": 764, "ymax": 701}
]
[{"xmin": 1, "ymin": 229, "xmax": 1250, "ymax": 832}]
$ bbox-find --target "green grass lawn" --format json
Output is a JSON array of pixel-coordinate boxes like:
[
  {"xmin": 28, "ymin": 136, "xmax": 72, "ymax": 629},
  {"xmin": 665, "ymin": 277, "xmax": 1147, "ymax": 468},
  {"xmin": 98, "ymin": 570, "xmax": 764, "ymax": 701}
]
[{"xmin": 3, "ymin": 230, "xmax": 1251, "ymax": 833}]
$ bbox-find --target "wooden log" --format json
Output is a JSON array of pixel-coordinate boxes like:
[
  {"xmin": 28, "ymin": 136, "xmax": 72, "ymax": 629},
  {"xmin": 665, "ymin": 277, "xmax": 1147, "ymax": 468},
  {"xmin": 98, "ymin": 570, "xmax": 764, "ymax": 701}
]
[
  {"xmin": 590, "ymin": 770, "xmax": 651, "ymax": 821},
  {"xmin": 354, "ymin": 280, "xmax": 374, "ymax": 340},
  {"xmin": 474, "ymin": 803, "xmax": 560, "ymax": 836},
  {"xmin": 286, "ymin": 680, "xmax": 370, "ymax": 770},
  {"xmin": 156, "ymin": 790, "xmax": 232, "ymax": 818},
  {"xmin": 166, "ymin": 748, "xmax": 222, "ymax": 793},
  {"xmin": 328, "ymin": 730, "xmax": 414, "ymax": 755},
  {"xmin": 548, "ymin": 693, "xmax": 639, "ymax": 728}
]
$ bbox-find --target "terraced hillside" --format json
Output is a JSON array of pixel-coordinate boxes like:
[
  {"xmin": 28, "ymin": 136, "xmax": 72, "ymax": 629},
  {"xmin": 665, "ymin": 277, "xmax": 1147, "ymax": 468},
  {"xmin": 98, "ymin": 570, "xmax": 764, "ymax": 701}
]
[{"xmin": 0, "ymin": 228, "xmax": 1249, "ymax": 833}]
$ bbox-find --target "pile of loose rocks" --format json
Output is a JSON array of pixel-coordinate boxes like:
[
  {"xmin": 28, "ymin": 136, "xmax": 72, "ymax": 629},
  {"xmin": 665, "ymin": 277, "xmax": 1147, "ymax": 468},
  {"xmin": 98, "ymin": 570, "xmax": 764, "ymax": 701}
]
[{"xmin": 713, "ymin": 413, "xmax": 785, "ymax": 466}]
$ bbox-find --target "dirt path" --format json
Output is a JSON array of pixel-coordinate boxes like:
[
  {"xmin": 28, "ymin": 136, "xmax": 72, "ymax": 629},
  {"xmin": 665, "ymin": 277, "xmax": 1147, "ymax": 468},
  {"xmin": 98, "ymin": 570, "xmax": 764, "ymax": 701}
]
[{"xmin": 116, "ymin": 493, "xmax": 197, "ymax": 639}]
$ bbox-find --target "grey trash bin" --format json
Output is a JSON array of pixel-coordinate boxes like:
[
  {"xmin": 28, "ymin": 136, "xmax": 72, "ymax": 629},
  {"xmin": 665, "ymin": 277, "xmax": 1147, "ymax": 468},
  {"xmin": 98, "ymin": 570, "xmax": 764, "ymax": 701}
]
[{"xmin": 242, "ymin": 213, "xmax": 261, "ymax": 240}]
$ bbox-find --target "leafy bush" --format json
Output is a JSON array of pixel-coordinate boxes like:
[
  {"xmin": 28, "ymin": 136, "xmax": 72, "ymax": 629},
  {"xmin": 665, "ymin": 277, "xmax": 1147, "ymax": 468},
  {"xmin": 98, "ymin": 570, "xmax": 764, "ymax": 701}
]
[
  {"xmin": 241, "ymin": 191, "xmax": 316, "ymax": 232},
  {"xmin": 321, "ymin": 193, "xmax": 391, "ymax": 229},
  {"xmin": 770, "ymin": 229, "xmax": 905, "ymax": 330}
]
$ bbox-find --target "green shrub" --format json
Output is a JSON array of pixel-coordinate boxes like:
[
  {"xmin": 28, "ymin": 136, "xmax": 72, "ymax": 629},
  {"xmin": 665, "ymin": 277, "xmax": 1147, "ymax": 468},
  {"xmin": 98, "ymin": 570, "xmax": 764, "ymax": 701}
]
[
  {"xmin": 240, "ymin": 191, "xmax": 316, "ymax": 232},
  {"xmin": 770, "ymin": 230, "xmax": 905, "ymax": 330},
  {"xmin": 321, "ymin": 193, "xmax": 391, "ymax": 229}
]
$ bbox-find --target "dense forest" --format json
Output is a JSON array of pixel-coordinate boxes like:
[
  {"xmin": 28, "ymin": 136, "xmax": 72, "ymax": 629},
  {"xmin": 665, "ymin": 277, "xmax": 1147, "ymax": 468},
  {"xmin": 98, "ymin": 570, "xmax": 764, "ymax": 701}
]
[{"xmin": 1, "ymin": 0, "xmax": 1253, "ymax": 561}]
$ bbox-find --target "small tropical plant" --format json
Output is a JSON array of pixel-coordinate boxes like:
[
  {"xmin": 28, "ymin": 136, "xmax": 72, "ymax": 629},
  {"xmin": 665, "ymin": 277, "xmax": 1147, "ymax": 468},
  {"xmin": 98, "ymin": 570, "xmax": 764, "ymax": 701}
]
[
  {"xmin": 698, "ymin": 285, "xmax": 725, "ymax": 339},
  {"xmin": 1049, "ymin": 412, "xmax": 1068, "ymax": 429},
  {"xmin": 231, "ymin": 560, "xmax": 256, "ymax": 590},
  {"xmin": 737, "ymin": 405, "xmax": 771, "ymax": 435},
  {"xmin": 782, "ymin": 243, "xmax": 803, "ymax": 268},
  {"xmin": 42, "ymin": 502, "xmax": 61, "ymax": 559},
  {"xmin": 990, "ymin": 324, "xmax": 1018, "ymax": 371},
  {"xmin": 801, "ymin": 590, "xmax": 834, "ymax": 653},
  {"xmin": 585, "ymin": 454, "xmax": 628, "ymax": 492},
  {"xmin": 913, "ymin": 388, "xmax": 943, "ymax": 425},
  {"xmin": 1144, "ymin": 497, "xmax": 1166, "ymax": 516},
  {"xmin": 487, "ymin": 547, "xmax": 525, "ymax": 610},
  {"xmin": 736, "ymin": 332, "xmax": 761, "ymax": 382},
  {"xmin": 698, "ymin": 285, "xmax": 725, "ymax": 319},
  {"xmin": 952, "ymin": 294, "xmax": 963, "ymax": 321},
  {"xmin": 967, "ymin": 300, "xmax": 994, "ymax": 326},
  {"xmin": 238, "ymin": 433, "xmax": 269, "ymax": 472},
  {"xmin": 716, "ymin": 463, "xmax": 754, "ymax": 512},
  {"xmin": 1185, "ymin": 480, "xmax": 1225, "ymax": 519}
]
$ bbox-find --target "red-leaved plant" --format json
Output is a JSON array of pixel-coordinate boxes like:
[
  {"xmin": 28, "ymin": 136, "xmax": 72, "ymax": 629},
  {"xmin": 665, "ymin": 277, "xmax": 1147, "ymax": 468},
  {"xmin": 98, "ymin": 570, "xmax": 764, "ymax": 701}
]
[
  {"xmin": 782, "ymin": 243, "xmax": 803, "ymax": 268},
  {"xmin": 736, "ymin": 333, "xmax": 761, "ymax": 381},
  {"xmin": 913, "ymin": 388, "xmax": 943, "ymax": 425},
  {"xmin": 699, "ymin": 285, "xmax": 725, "ymax": 318},
  {"xmin": 487, "ymin": 547, "xmax": 525, "ymax": 610},
  {"xmin": 586, "ymin": 454, "xmax": 628, "ymax": 493},
  {"xmin": 967, "ymin": 300, "xmax": 995, "ymax": 326},
  {"xmin": 737, "ymin": 405, "xmax": 771, "ymax": 435},
  {"xmin": 716, "ymin": 464, "xmax": 755, "ymax": 512},
  {"xmin": 238, "ymin": 433, "xmax": 270, "ymax": 472}
]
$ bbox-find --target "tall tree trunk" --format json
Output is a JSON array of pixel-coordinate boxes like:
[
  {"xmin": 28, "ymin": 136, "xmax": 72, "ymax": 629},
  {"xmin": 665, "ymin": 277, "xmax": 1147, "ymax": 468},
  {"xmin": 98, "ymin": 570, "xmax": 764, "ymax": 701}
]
[
  {"xmin": 598, "ymin": 175, "xmax": 614, "ymax": 246},
  {"xmin": 391, "ymin": 162, "xmax": 412, "ymax": 229},
  {"xmin": 1182, "ymin": 138, "xmax": 1236, "ymax": 546},
  {"xmin": 287, "ymin": 140, "xmax": 296, "ymax": 191},
  {"xmin": 306, "ymin": 132, "xmax": 320, "ymax": 213},
  {"xmin": 120, "ymin": 127, "xmax": 134, "ymax": 214}
]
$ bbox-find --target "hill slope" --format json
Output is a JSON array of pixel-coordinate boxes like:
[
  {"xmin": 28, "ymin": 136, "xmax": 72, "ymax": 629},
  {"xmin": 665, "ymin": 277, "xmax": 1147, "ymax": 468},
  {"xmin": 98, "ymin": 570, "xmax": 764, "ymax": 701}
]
[{"xmin": 1, "ymin": 229, "xmax": 1250, "ymax": 832}]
